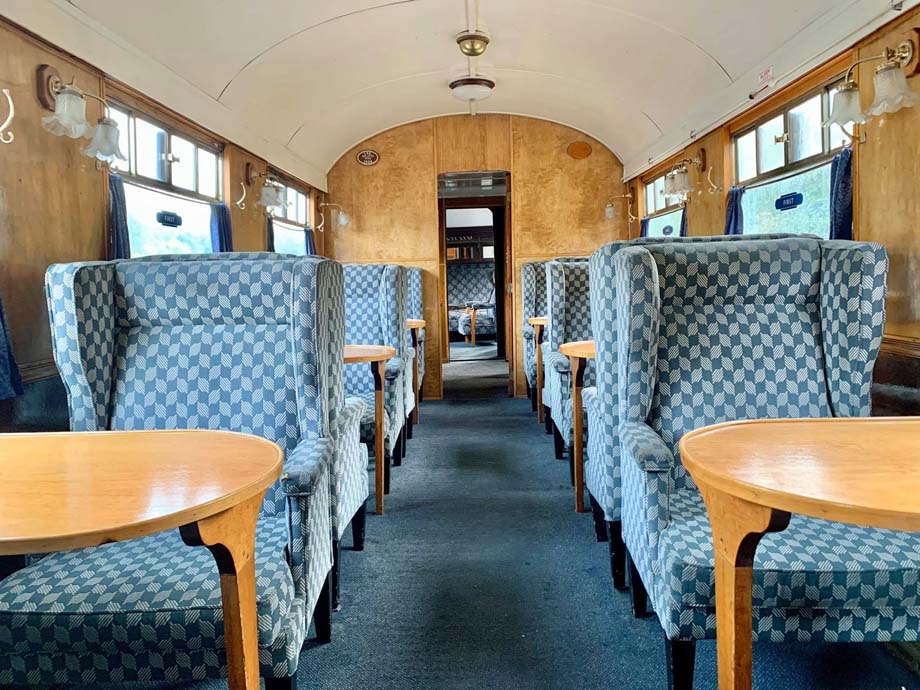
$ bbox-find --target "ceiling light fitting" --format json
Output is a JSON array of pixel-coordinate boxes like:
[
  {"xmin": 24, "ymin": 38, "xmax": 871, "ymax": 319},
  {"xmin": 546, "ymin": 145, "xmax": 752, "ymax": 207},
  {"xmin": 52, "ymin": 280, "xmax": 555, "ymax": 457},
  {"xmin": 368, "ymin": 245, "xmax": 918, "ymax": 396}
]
[
  {"xmin": 449, "ymin": 76, "xmax": 495, "ymax": 102},
  {"xmin": 824, "ymin": 40, "xmax": 918, "ymax": 139},
  {"xmin": 456, "ymin": 30, "xmax": 490, "ymax": 57}
]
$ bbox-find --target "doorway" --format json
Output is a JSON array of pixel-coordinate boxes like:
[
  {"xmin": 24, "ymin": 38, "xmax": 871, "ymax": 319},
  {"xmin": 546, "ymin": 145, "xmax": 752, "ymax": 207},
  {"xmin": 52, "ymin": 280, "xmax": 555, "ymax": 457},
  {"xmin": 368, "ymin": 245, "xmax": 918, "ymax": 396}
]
[{"xmin": 438, "ymin": 171, "xmax": 512, "ymax": 400}]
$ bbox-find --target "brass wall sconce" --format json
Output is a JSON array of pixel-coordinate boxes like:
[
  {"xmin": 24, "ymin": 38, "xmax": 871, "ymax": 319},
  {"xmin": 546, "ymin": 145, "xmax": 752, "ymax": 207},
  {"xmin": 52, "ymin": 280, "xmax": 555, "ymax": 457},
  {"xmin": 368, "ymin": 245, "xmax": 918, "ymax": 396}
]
[
  {"xmin": 0, "ymin": 88, "xmax": 13, "ymax": 144},
  {"xmin": 606, "ymin": 190, "xmax": 638, "ymax": 223},
  {"xmin": 235, "ymin": 161, "xmax": 268, "ymax": 210},
  {"xmin": 317, "ymin": 203, "xmax": 349, "ymax": 232}
]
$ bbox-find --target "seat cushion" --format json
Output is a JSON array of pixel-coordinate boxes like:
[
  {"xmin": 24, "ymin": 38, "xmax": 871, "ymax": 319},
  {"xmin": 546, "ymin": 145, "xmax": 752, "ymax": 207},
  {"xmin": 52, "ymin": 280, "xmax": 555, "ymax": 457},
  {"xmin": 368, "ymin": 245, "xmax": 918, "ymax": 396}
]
[
  {"xmin": 457, "ymin": 310, "xmax": 496, "ymax": 336},
  {"xmin": 659, "ymin": 490, "xmax": 920, "ymax": 611},
  {"xmin": 0, "ymin": 516, "xmax": 295, "ymax": 655}
]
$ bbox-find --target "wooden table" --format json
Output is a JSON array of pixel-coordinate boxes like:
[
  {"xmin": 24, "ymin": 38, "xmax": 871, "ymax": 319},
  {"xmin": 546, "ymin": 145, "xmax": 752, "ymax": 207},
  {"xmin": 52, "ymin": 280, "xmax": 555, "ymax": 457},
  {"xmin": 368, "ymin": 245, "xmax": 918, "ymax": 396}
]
[
  {"xmin": 528, "ymin": 316, "xmax": 548, "ymax": 424},
  {"xmin": 559, "ymin": 339, "xmax": 595, "ymax": 513},
  {"xmin": 680, "ymin": 417, "xmax": 920, "ymax": 690},
  {"xmin": 406, "ymin": 318, "xmax": 426, "ymax": 424},
  {"xmin": 344, "ymin": 344, "xmax": 397, "ymax": 515},
  {"xmin": 0, "ymin": 430, "xmax": 282, "ymax": 690}
]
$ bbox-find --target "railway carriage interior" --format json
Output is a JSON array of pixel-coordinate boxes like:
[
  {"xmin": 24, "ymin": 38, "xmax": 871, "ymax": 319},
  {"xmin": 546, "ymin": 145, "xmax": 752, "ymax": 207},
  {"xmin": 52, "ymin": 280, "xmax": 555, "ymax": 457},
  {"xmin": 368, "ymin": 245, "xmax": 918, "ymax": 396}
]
[{"xmin": 3, "ymin": 1, "xmax": 920, "ymax": 689}]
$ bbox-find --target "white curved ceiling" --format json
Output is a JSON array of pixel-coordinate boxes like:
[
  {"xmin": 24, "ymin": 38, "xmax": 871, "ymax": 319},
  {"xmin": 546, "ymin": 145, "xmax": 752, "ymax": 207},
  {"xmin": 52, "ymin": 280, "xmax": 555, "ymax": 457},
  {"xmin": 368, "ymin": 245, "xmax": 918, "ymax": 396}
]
[{"xmin": 2, "ymin": 0, "xmax": 915, "ymax": 187}]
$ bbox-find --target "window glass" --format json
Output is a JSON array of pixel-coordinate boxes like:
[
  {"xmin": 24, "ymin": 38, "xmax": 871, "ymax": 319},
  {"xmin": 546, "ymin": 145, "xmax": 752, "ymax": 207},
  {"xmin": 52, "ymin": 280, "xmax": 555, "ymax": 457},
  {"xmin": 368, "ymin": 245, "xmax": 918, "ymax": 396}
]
[
  {"xmin": 273, "ymin": 219, "xmax": 309, "ymax": 255},
  {"xmin": 134, "ymin": 118, "xmax": 168, "ymax": 182},
  {"xmin": 788, "ymin": 95, "xmax": 822, "ymax": 163},
  {"xmin": 740, "ymin": 162, "xmax": 831, "ymax": 238},
  {"xmin": 296, "ymin": 191, "xmax": 308, "ymax": 225},
  {"xmin": 756, "ymin": 115, "xmax": 785, "ymax": 174},
  {"xmin": 645, "ymin": 208, "xmax": 683, "ymax": 238},
  {"xmin": 124, "ymin": 182, "xmax": 214, "ymax": 256},
  {"xmin": 482, "ymin": 246, "xmax": 495, "ymax": 259},
  {"xmin": 645, "ymin": 182, "xmax": 655, "ymax": 216},
  {"xmin": 736, "ymin": 130, "xmax": 757, "ymax": 182},
  {"xmin": 109, "ymin": 107, "xmax": 131, "ymax": 174},
  {"xmin": 170, "ymin": 135, "xmax": 196, "ymax": 191},
  {"xmin": 197, "ymin": 148, "xmax": 218, "ymax": 199},
  {"xmin": 653, "ymin": 177, "xmax": 665, "ymax": 212}
]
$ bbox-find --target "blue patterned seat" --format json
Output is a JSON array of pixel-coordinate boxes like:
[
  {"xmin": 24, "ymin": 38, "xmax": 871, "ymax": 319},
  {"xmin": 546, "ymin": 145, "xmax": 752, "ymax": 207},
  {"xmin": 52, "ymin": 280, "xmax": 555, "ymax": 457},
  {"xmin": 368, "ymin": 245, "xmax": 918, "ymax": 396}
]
[
  {"xmin": 0, "ymin": 256, "xmax": 346, "ymax": 687},
  {"xmin": 407, "ymin": 267, "xmax": 425, "ymax": 390},
  {"xmin": 521, "ymin": 261, "xmax": 548, "ymax": 401},
  {"xmin": 344, "ymin": 264, "xmax": 409, "ymax": 464},
  {"xmin": 447, "ymin": 261, "xmax": 495, "ymax": 341},
  {"xmin": 542, "ymin": 260, "xmax": 593, "ymax": 460},
  {"xmin": 611, "ymin": 238, "xmax": 917, "ymax": 689}
]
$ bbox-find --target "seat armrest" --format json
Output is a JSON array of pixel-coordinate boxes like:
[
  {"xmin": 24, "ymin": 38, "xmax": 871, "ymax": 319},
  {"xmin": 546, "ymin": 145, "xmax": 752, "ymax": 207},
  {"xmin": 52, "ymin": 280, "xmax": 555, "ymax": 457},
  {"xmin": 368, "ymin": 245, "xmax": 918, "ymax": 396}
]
[
  {"xmin": 465, "ymin": 301, "xmax": 495, "ymax": 310},
  {"xmin": 385, "ymin": 357, "xmax": 405, "ymax": 380},
  {"xmin": 620, "ymin": 422, "xmax": 673, "ymax": 473},
  {"xmin": 281, "ymin": 437, "xmax": 335, "ymax": 496},
  {"xmin": 523, "ymin": 325, "xmax": 535, "ymax": 340},
  {"xmin": 544, "ymin": 350, "xmax": 571, "ymax": 374}
]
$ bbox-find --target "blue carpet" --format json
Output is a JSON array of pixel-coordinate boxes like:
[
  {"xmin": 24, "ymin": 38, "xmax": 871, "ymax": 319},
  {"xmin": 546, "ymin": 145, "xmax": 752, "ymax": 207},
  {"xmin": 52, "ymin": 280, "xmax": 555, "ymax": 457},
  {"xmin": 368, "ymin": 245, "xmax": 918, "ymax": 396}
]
[{"xmin": 85, "ymin": 397, "xmax": 920, "ymax": 690}]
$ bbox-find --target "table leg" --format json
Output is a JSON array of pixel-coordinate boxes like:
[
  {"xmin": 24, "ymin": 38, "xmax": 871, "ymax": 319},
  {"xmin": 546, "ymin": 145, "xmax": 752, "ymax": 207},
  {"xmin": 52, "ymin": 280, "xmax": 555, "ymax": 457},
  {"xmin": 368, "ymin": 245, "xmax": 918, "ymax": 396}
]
[
  {"xmin": 373, "ymin": 360, "xmax": 386, "ymax": 515},
  {"xmin": 180, "ymin": 493, "xmax": 264, "ymax": 690},
  {"xmin": 569, "ymin": 355, "xmax": 586, "ymax": 513},
  {"xmin": 535, "ymin": 324, "xmax": 545, "ymax": 424},
  {"xmin": 412, "ymin": 330, "xmax": 420, "ymax": 424},
  {"xmin": 471, "ymin": 308, "xmax": 477, "ymax": 346},
  {"xmin": 697, "ymin": 487, "xmax": 790, "ymax": 690}
]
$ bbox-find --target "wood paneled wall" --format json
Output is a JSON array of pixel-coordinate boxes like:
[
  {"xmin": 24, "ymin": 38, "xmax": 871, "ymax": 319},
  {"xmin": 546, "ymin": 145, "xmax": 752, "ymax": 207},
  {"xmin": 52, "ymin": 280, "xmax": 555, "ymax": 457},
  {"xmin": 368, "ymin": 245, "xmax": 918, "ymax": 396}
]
[
  {"xmin": 628, "ymin": 7, "xmax": 920, "ymax": 358},
  {"xmin": 325, "ymin": 114, "xmax": 629, "ymax": 398}
]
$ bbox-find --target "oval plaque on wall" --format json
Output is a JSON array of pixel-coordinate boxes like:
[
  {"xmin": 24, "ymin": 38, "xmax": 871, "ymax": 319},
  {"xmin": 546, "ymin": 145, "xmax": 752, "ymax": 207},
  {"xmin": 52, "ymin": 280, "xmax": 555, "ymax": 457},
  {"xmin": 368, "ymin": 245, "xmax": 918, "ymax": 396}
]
[
  {"xmin": 566, "ymin": 141, "xmax": 592, "ymax": 160},
  {"xmin": 356, "ymin": 149, "xmax": 380, "ymax": 166}
]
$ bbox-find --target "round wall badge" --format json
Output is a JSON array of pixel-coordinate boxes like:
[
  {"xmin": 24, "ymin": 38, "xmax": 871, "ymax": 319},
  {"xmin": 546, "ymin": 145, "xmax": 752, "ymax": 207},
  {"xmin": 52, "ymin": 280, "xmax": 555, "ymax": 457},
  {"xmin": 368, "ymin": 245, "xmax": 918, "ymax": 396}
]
[{"xmin": 356, "ymin": 149, "xmax": 380, "ymax": 166}]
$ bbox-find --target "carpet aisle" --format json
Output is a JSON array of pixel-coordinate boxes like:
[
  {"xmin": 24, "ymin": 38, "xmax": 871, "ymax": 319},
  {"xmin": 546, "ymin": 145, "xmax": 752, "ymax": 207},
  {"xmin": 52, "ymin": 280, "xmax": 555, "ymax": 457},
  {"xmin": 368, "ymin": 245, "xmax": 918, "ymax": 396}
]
[{"xmin": 94, "ymin": 397, "xmax": 920, "ymax": 690}]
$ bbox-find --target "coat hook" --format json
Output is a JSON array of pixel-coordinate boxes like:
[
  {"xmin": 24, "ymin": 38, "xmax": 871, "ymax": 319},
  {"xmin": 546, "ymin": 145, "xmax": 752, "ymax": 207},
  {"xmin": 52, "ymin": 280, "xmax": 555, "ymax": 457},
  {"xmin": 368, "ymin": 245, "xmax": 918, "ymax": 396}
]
[
  {"xmin": 706, "ymin": 167, "xmax": 723, "ymax": 194},
  {"xmin": 235, "ymin": 181, "xmax": 247, "ymax": 210},
  {"xmin": 0, "ymin": 89, "xmax": 14, "ymax": 144}
]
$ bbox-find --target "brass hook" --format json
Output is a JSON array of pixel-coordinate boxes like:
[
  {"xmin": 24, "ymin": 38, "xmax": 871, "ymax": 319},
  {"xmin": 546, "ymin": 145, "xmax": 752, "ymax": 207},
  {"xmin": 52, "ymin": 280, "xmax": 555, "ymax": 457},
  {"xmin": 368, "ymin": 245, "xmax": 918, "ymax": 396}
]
[
  {"xmin": 0, "ymin": 89, "xmax": 14, "ymax": 145},
  {"xmin": 235, "ymin": 181, "xmax": 247, "ymax": 210}
]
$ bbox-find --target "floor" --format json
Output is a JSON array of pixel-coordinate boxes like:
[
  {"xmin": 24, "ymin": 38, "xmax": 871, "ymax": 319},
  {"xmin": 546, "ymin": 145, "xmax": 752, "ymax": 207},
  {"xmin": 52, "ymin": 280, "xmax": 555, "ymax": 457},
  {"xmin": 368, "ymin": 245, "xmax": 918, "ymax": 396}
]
[
  {"xmin": 442, "ymin": 358, "xmax": 509, "ymax": 399},
  {"xmin": 448, "ymin": 341, "xmax": 499, "ymax": 361},
  {"xmin": 90, "ymin": 395, "xmax": 920, "ymax": 690}
]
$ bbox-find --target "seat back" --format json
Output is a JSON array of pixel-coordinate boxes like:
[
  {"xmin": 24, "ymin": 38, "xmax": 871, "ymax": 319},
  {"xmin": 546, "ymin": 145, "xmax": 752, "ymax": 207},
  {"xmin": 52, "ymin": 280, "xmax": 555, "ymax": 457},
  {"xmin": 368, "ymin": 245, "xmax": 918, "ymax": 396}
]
[
  {"xmin": 447, "ymin": 262, "xmax": 494, "ymax": 306},
  {"xmin": 407, "ymin": 267, "xmax": 423, "ymax": 321},
  {"xmin": 521, "ymin": 261, "xmax": 547, "ymax": 326},
  {"xmin": 343, "ymin": 263, "xmax": 408, "ymax": 394},
  {"xmin": 615, "ymin": 238, "xmax": 887, "ymax": 490},
  {"xmin": 46, "ymin": 256, "xmax": 345, "ymax": 517}
]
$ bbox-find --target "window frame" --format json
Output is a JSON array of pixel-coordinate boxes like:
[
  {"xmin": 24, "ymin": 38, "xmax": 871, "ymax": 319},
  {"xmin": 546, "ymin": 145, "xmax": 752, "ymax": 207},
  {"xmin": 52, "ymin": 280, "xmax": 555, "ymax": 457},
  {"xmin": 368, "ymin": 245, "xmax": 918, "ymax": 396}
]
[
  {"xmin": 109, "ymin": 99, "xmax": 224, "ymax": 204},
  {"xmin": 732, "ymin": 78, "xmax": 847, "ymax": 190},
  {"xmin": 269, "ymin": 176, "xmax": 313, "ymax": 232},
  {"xmin": 642, "ymin": 171, "xmax": 684, "ymax": 222}
]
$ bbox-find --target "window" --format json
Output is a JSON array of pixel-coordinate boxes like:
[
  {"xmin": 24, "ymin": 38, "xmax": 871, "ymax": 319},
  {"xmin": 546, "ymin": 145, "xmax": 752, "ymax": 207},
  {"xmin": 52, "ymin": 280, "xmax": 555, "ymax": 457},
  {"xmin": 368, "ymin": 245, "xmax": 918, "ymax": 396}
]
[
  {"xmin": 733, "ymin": 81, "xmax": 848, "ymax": 239},
  {"xmin": 645, "ymin": 208, "xmax": 683, "ymax": 238},
  {"xmin": 109, "ymin": 102, "xmax": 223, "ymax": 257},
  {"xmin": 270, "ymin": 181, "xmax": 313, "ymax": 255}
]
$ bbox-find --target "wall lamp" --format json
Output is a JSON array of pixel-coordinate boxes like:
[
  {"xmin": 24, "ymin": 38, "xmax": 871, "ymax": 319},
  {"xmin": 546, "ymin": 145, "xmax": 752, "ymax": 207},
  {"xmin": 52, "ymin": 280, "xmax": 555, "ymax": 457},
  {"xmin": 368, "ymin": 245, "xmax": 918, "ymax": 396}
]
[
  {"xmin": 235, "ymin": 162, "xmax": 268, "ymax": 210},
  {"xmin": 257, "ymin": 178, "xmax": 285, "ymax": 211},
  {"xmin": 317, "ymin": 203, "xmax": 349, "ymax": 232},
  {"xmin": 36, "ymin": 64, "xmax": 125, "ymax": 165},
  {"xmin": 663, "ymin": 149, "xmax": 707, "ymax": 200},
  {"xmin": 824, "ymin": 39, "xmax": 919, "ymax": 137},
  {"xmin": 605, "ymin": 190, "xmax": 638, "ymax": 223}
]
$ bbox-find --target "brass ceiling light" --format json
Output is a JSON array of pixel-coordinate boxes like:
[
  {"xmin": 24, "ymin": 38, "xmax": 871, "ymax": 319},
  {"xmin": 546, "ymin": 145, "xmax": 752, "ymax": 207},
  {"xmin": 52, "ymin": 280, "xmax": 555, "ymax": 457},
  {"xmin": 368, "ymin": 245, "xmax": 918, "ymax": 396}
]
[{"xmin": 456, "ymin": 30, "xmax": 490, "ymax": 57}]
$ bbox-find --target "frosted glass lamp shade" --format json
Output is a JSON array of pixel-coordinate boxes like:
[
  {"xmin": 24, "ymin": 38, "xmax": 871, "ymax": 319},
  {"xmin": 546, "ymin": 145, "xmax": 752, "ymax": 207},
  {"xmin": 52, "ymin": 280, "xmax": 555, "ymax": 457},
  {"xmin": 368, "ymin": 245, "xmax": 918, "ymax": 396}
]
[
  {"xmin": 82, "ymin": 117, "xmax": 126, "ymax": 163},
  {"xmin": 258, "ymin": 184, "xmax": 284, "ymax": 208},
  {"xmin": 449, "ymin": 77, "xmax": 495, "ymax": 101},
  {"xmin": 868, "ymin": 63, "xmax": 920, "ymax": 116},
  {"xmin": 823, "ymin": 82, "xmax": 867, "ymax": 127},
  {"xmin": 670, "ymin": 167, "xmax": 691, "ymax": 196},
  {"xmin": 41, "ymin": 87, "xmax": 92, "ymax": 139},
  {"xmin": 337, "ymin": 211, "xmax": 349, "ymax": 227}
]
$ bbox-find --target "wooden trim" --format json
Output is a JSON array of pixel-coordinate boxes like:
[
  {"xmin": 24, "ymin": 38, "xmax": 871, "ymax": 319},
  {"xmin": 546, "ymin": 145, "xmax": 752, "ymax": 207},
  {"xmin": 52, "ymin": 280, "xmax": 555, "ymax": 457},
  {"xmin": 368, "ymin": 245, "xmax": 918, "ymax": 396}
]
[
  {"xmin": 881, "ymin": 335, "xmax": 920, "ymax": 359},
  {"xmin": 19, "ymin": 359, "xmax": 59, "ymax": 383},
  {"xmin": 729, "ymin": 51, "xmax": 857, "ymax": 135},
  {"xmin": 721, "ymin": 125, "xmax": 732, "ymax": 201}
]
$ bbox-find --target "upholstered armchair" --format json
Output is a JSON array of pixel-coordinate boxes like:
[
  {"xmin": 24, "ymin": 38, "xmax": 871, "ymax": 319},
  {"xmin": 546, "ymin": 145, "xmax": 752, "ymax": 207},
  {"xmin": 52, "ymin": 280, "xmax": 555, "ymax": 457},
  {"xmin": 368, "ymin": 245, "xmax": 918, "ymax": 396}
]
[
  {"xmin": 447, "ymin": 261, "xmax": 496, "ymax": 344},
  {"xmin": 521, "ymin": 261, "xmax": 547, "ymax": 407},
  {"xmin": 613, "ymin": 238, "xmax": 914, "ymax": 690},
  {"xmin": 343, "ymin": 264, "xmax": 409, "ymax": 472},
  {"xmin": 407, "ymin": 267, "xmax": 426, "ymax": 392},
  {"xmin": 0, "ymin": 256, "xmax": 348, "ymax": 689},
  {"xmin": 542, "ymin": 259, "xmax": 592, "ymax": 462}
]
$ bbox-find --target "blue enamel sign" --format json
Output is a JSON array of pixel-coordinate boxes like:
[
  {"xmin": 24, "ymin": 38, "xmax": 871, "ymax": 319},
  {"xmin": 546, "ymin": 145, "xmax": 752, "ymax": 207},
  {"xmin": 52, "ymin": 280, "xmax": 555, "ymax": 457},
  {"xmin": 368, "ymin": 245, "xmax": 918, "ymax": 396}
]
[
  {"xmin": 662, "ymin": 225, "xmax": 674, "ymax": 236},
  {"xmin": 775, "ymin": 192, "xmax": 803, "ymax": 211},
  {"xmin": 156, "ymin": 211, "xmax": 183, "ymax": 227}
]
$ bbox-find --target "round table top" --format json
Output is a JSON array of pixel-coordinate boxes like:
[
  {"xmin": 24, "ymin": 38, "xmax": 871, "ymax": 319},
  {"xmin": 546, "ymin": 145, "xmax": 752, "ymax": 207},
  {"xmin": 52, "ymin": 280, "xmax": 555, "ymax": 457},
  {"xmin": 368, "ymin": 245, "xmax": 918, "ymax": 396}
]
[
  {"xmin": 0, "ymin": 430, "xmax": 283, "ymax": 556},
  {"xmin": 344, "ymin": 344, "xmax": 397, "ymax": 364},
  {"xmin": 559, "ymin": 340, "xmax": 595, "ymax": 359},
  {"xmin": 407, "ymin": 319, "xmax": 426, "ymax": 329},
  {"xmin": 528, "ymin": 316, "xmax": 548, "ymax": 327},
  {"xmin": 680, "ymin": 417, "xmax": 920, "ymax": 533}
]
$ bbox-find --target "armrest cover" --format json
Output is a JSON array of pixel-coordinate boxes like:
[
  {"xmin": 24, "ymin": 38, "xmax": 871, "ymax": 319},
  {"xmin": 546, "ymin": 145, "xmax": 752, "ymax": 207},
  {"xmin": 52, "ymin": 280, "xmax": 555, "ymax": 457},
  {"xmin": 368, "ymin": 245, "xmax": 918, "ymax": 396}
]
[
  {"xmin": 465, "ymin": 301, "xmax": 495, "ymax": 310},
  {"xmin": 385, "ymin": 357, "xmax": 404, "ymax": 380},
  {"xmin": 523, "ymin": 325, "xmax": 535, "ymax": 340},
  {"xmin": 281, "ymin": 437, "xmax": 335, "ymax": 496},
  {"xmin": 544, "ymin": 350, "xmax": 571, "ymax": 374},
  {"xmin": 620, "ymin": 422, "xmax": 673, "ymax": 473}
]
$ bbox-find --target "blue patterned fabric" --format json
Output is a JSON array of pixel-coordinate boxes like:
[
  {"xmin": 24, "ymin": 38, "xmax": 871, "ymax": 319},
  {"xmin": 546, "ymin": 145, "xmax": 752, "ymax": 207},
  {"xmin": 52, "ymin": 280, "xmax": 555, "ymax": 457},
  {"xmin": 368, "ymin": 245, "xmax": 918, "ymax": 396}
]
[
  {"xmin": 407, "ymin": 267, "xmax": 425, "ymax": 386},
  {"xmin": 26, "ymin": 255, "xmax": 346, "ymax": 684},
  {"xmin": 544, "ymin": 260, "xmax": 593, "ymax": 444},
  {"xmin": 457, "ymin": 308, "xmax": 496, "ymax": 337},
  {"xmin": 343, "ymin": 263, "xmax": 408, "ymax": 458},
  {"xmin": 521, "ymin": 261, "xmax": 547, "ymax": 388},
  {"xmin": 612, "ymin": 238, "xmax": 911, "ymax": 646},
  {"xmin": 446, "ymin": 261, "xmax": 494, "ymax": 307}
]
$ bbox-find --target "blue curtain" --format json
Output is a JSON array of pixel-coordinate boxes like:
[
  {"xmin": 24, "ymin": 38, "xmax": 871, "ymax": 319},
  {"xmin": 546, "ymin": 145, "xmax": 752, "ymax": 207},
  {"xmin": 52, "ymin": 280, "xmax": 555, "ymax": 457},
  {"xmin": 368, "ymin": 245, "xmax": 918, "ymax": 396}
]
[
  {"xmin": 266, "ymin": 216, "xmax": 275, "ymax": 252},
  {"xmin": 210, "ymin": 202, "xmax": 233, "ymax": 252},
  {"xmin": 0, "ymin": 292, "xmax": 22, "ymax": 401},
  {"xmin": 305, "ymin": 229, "xmax": 317, "ymax": 255},
  {"xmin": 108, "ymin": 173, "xmax": 131, "ymax": 259},
  {"xmin": 679, "ymin": 206, "xmax": 689, "ymax": 237},
  {"xmin": 829, "ymin": 147, "xmax": 854, "ymax": 241},
  {"xmin": 724, "ymin": 186, "xmax": 745, "ymax": 235},
  {"xmin": 639, "ymin": 218, "xmax": 649, "ymax": 237}
]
